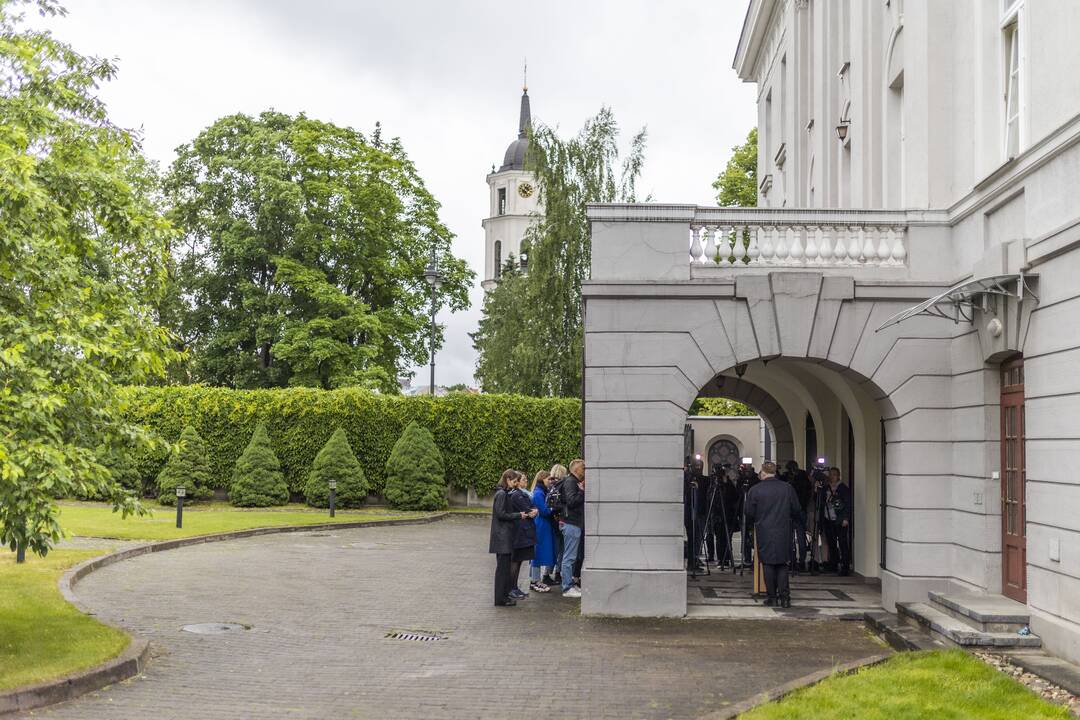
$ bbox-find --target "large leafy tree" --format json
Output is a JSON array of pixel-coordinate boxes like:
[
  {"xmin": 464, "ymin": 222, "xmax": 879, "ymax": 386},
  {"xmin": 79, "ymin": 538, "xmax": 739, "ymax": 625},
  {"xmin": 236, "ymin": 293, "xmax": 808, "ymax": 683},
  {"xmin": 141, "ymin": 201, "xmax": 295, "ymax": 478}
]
[
  {"xmin": 165, "ymin": 113, "xmax": 472, "ymax": 391},
  {"xmin": 0, "ymin": 0, "xmax": 178, "ymax": 559},
  {"xmin": 472, "ymin": 108, "xmax": 646, "ymax": 396},
  {"xmin": 713, "ymin": 127, "xmax": 758, "ymax": 207}
]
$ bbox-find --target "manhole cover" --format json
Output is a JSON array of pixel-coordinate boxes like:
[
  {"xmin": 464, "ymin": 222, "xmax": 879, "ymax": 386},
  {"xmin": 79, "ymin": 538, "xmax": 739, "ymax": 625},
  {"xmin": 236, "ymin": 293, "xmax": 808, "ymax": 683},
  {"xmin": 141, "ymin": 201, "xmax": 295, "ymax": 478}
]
[
  {"xmin": 385, "ymin": 629, "xmax": 447, "ymax": 642},
  {"xmin": 182, "ymin": 622, "xmax": 250, "ymax": 635}
]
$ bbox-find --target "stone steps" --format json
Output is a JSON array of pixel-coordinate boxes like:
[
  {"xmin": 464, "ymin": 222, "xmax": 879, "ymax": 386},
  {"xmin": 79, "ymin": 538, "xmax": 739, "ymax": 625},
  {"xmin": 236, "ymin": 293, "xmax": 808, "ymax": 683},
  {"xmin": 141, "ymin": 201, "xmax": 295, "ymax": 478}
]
[
  {"xmin": 896, "ymin": 601, "xmax": 1042, "ymax": 648},
  {"xmin": 864, "ymin": 611, "xmax": 947, "ymax": 652},
  {"xmin": 927, "ymin": 591, "xmax": 1030, "ymax": 633}
]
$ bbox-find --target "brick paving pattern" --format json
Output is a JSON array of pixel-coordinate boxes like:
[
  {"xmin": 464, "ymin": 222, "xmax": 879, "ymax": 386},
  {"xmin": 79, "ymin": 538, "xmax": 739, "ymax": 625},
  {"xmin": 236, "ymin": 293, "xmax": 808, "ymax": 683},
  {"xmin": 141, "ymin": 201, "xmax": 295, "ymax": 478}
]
[{"xmin": 22, "ymin": 516, "xmax": 885, "ymax": 719}]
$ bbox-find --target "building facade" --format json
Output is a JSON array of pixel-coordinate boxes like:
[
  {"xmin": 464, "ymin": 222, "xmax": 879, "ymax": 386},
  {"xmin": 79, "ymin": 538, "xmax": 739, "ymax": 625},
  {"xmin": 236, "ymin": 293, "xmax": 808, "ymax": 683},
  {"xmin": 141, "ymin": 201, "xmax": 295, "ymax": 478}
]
[
  {"xmin": 482, "ymin": 88, "xmax": 540, "ymax": 290},
  {"xmin": 580, "ymin": 0, "xmax": 1080, "ymax": 665}
]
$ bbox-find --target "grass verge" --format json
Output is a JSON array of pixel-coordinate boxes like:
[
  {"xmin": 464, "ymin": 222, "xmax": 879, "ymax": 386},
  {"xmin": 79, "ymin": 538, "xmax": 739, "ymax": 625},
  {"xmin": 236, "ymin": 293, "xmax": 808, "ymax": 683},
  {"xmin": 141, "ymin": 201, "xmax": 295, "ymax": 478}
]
[
  {"xmin": 58, "ymin": 502, "xmax": 433, "ymax": 541},
  {"xmin": 0, "ymin": 550, "xmax": 129, "ymax": 691},
  {"xmin": 738, "ymin": 649, "xmax": 1070, "ymax": 720}
]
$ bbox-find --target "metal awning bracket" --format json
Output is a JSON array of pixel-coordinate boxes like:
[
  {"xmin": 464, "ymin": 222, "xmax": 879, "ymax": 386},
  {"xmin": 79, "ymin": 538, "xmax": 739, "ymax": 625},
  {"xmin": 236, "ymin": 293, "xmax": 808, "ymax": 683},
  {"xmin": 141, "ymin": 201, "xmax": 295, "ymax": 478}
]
[{"xmin": 875, "ymin": 273, "xmax": 1039, "ymax": 332}]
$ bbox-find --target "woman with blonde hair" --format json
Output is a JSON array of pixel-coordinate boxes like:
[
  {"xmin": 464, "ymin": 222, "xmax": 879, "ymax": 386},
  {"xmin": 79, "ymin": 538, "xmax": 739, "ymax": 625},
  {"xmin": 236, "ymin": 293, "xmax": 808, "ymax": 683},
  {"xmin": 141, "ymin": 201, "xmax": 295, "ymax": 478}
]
[
  {"xmin": 528, "ymin": 470, "xmax": 557, "ymax": 592},
  {"xmin": 547, "ymin": 463, "xmax": 569, "ymax": 587}
]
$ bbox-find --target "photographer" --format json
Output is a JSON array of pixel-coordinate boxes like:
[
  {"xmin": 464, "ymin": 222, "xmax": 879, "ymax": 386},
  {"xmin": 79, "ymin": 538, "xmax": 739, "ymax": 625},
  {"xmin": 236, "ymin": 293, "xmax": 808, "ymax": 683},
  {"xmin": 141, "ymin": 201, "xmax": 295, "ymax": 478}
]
[
  {"xmin": 713, "ymin": 465, "xmax": 739, "ymax": 568},
  {"xmin": 822, "ymin": 467, "xmax": 852, "ymax": 576},
  {"xmin": 744, "ymin": 461, "xmax": 802, "ymax": 607},
  {"xmin": 784, "ymin": 461, "xmax": 812, "ymax": 572}
]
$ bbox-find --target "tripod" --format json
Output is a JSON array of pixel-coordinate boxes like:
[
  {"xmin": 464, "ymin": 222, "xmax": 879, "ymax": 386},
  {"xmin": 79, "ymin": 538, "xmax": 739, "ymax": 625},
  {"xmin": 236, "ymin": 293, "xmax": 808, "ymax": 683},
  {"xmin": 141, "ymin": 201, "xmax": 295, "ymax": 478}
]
[
  {"xmin": 688, "ymin": 479, "xmax": 703, "ymax": 579},
  {"xmin": 708, "ymin": 476, "xmax": 735, "ymax": 571}
]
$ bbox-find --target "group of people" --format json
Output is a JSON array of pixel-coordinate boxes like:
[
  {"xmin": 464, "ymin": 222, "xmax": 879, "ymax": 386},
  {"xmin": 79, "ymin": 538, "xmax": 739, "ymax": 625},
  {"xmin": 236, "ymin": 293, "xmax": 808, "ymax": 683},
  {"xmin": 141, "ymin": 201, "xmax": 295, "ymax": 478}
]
[
  {"xmin": 683, "ymin": 456, "xmax": 853, "ymax": 607},
  {"xmin": 488, "ymin": 459, "xmax": 586, "ymax": 607}
]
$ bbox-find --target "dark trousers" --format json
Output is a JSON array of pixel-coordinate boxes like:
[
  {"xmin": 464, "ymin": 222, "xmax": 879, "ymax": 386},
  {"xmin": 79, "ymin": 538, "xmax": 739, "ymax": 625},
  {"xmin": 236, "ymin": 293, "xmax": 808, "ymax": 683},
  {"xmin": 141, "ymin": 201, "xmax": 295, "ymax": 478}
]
[
  {"xmin": 823, "ymin": 520, "xmax": 851, "ymax": 572},
  {"xmin": 762, "ymin": 563, "xmax": 790, "ymax": 600},
  {"xmin": 554, "ymin": 526, "xmax": 564, "ymax": 577},
  {"xmin": 701, "ymin": 517, "xmax": 715, "ymax": 562},
  {"xmin": 494, "ymin": 553, "xmax": 513, "ymax": 605}
]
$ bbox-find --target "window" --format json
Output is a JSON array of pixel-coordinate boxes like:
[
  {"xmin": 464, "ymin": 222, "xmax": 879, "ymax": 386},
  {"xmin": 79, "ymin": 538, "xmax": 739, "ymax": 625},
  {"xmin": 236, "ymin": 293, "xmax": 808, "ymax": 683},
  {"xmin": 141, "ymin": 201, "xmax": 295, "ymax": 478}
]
[
  {"xmin": 498, "ymin": 188, "xmax": 507, "ymax": 216},
  {"xmin": 1002, "ymin": 1, "xmax": 1023, "ymax": 158},
  {"xmin": 493, "ymin": 241, "xmax": 502, "ymax": 279}
]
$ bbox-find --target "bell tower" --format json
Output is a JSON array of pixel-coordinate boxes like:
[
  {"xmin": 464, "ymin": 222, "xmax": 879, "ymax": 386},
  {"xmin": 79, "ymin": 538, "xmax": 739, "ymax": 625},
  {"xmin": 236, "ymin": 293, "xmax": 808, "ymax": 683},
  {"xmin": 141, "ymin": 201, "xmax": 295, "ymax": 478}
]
[{"xmin": 482, "ymin": 83, "xmax": 540, "ymax": 291}]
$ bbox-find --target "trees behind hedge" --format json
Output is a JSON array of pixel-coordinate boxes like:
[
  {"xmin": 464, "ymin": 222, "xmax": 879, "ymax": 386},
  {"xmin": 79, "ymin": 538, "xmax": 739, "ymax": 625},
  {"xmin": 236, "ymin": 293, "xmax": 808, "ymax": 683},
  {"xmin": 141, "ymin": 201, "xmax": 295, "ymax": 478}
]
[
  {"xmin": 305, "ymin": 428, "xmax": 369, "ymax": 508},
  {"xmin": 384, "ymin": 422, "xmax": 447, "ymax": 511},
  {"xmin": 121, "ymin": 386, "xmax": 580, "ymax": 498},
  {"xmin": 230, "ymin": 424, "xmax": 289, "ymax": 507},
  {"xmin": 156, "ymin": 426, "xmax": 214, "ymax": 505}
]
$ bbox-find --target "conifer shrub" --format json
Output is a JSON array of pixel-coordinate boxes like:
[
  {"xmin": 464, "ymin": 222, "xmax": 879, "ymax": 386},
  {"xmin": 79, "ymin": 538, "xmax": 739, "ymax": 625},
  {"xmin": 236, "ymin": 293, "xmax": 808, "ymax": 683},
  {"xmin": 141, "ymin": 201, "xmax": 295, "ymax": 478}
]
[
  {"xmin": 383, "ymin": 422, "xmax": 448, "ymax": 510},
  {"xmin": 304, "ymin": 428, "xmax": 369, "ymax": 508},
  {"xmin": 229, "ymin": 424, "xmax": 289, "ymax": 507},
  {"xmin": 156, "ymin": 425, "xmax": 214, "ymax": 505}
]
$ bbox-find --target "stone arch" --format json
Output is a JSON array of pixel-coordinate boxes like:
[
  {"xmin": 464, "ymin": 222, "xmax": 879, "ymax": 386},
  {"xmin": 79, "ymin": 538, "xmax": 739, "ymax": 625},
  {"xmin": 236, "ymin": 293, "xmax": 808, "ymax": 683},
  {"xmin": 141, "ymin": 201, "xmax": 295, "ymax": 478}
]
[
  {"xmin": 696, "ymin": 374, "xmax": 794, "ymax": 459},
  {"xmin": 582, "ymin": 270, "xmax": 973, "ymax": 617}
]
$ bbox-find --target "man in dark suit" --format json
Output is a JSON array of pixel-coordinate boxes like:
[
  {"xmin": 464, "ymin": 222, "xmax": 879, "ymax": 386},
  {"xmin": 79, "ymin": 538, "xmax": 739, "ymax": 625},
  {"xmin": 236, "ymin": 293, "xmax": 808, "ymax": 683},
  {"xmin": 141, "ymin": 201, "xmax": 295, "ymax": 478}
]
[{"xmin": 744, "ymin": 461, "xmax": 802, "ymax": 607}]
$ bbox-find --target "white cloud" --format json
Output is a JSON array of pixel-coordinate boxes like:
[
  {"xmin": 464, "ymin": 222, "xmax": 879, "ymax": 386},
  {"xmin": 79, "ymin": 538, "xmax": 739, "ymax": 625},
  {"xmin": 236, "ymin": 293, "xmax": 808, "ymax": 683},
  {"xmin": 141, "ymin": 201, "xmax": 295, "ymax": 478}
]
[{"xmin": 46, "ymin": 0, "xmax": 756, "ymax": 387}]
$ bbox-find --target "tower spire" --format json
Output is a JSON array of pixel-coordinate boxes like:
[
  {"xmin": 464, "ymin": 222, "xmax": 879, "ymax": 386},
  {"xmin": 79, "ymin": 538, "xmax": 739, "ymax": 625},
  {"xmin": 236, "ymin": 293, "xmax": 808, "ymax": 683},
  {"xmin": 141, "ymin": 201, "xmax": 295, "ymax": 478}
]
[{"xmin": 518, "ymin": 63, "xmax": 531, "ymax": 139}]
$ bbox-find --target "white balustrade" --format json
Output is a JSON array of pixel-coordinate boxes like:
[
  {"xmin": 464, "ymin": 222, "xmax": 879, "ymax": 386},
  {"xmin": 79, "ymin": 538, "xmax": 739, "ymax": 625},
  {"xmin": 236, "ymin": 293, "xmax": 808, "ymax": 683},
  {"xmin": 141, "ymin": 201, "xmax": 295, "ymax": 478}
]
[{"xmin": 688, "ymin": 214, "xmax": 908, "ymax": 269}]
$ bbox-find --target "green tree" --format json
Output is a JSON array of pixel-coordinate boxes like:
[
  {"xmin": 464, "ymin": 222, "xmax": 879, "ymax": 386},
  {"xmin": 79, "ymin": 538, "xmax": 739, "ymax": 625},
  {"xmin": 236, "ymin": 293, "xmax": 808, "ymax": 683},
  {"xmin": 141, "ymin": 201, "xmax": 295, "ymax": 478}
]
[
  {"xmin": 0, "ymin": 0, "xmax": 179, "ymax": 560},
  {"xmin": 164, "ymin": 112, "xmax": 473, "ymax": 392},
  {"xmin": 713, "ymin": 128, "xmax": 758, "ymax": 207},
  {"xmin": 472, "ymin": 108, "xmax": 647, "ymax": 396},
  {"xmin": 304, "ymin": 428, "xmax": 369, "ymax": 508},
  {"xmin": 688, "ymin": 398, "xmax": 756, "ymax": 417},
  {"xmin": 156, "ymin": 426, "xmax": 214, "ymax": 505},
  {"xmin": 230, "ymin": 424, "xmax": 289, "ymax": 507},
  {"xmin": 383, "ymin": 422, "xmax": 447, "ymax": 511}
]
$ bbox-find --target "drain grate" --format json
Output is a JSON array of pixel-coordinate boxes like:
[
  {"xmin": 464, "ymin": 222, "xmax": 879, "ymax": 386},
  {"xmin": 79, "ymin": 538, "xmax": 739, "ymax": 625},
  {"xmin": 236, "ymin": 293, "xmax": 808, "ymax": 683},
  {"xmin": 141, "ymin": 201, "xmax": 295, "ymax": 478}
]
[{"xmin": 385, "ymin": 629, "xmax": 448, "ymax": 642}]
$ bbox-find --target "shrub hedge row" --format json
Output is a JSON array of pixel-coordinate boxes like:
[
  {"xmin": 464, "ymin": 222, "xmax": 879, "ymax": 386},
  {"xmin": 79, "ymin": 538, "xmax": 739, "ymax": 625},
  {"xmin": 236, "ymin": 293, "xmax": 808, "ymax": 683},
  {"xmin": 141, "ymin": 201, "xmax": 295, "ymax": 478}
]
[{"xmin": 120, "ymin": 386, "xmax": 582, "ymax": 497}]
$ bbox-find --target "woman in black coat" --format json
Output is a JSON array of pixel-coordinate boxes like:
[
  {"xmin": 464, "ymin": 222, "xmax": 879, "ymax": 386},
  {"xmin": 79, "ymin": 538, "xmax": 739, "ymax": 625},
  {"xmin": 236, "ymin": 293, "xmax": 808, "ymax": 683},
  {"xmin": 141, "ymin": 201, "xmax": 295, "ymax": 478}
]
[
  {"xmin": 507, "ymin": 471, "xmax": 538, "ymax": 599},
  {"xmin": 489, "ymin": 469, "xmax": 536, "ymax": 607}
]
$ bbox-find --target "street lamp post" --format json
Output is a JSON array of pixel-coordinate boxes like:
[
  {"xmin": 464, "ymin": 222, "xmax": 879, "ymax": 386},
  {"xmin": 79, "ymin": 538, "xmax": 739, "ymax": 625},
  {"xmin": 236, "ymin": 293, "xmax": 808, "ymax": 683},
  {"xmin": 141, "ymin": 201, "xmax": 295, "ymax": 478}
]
[
  {"xmin": 422, "ymin": 248, "xmax": 445, "ymax": 396},
  {"xmin": 328, "ymin": 478, "xmax": 337, "ymax": 518}
]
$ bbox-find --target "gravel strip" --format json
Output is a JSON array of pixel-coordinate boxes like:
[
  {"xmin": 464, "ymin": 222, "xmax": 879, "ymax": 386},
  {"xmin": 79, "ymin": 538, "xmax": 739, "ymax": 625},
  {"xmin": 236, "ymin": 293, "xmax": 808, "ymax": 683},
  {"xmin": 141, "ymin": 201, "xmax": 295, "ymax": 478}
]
[{"xmin": 974, "ymin": 651, "xmax": 1080, "ymax": 716}]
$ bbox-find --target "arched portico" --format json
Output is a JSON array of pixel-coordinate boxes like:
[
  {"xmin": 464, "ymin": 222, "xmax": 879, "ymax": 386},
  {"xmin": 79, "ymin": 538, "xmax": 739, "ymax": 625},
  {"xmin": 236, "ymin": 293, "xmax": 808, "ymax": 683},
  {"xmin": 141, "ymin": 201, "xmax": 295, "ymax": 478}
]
[{"xmin": 581, "ymin": 212, "xmax": 999, "ymax": 618}]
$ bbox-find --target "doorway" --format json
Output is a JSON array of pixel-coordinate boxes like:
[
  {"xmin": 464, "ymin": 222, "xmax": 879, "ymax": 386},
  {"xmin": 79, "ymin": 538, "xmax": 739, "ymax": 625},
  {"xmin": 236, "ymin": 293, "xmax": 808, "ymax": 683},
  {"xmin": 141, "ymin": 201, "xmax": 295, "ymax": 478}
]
[{"xmin": 1000, "ymin": 355, "xmax": 1026, "ymax": 603}]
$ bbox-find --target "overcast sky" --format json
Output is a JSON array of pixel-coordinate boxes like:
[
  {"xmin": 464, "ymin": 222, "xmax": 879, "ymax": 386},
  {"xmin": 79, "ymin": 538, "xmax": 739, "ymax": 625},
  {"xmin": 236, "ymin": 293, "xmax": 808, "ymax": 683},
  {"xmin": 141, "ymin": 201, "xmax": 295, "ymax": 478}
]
[{"xmin": 45, "ymin": 0, "xmax": 757, "ymax": 388}]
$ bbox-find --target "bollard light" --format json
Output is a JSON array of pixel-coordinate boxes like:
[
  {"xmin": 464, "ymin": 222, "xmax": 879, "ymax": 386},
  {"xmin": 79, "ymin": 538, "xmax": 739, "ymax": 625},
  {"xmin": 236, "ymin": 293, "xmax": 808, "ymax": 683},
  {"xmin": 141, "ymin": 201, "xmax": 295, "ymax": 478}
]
[
  {"xmin": 175, "ymin": 485, "xmax": 186, "ymax": 529},
  {"xmin": 328, "ymin": 478, "xmax": 337, "ymax": 518}
]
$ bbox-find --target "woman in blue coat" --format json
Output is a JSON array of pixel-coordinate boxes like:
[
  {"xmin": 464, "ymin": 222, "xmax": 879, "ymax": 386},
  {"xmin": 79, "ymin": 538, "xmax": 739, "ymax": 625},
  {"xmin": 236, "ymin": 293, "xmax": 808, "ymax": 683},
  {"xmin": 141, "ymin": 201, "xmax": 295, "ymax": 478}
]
[{"xmin": 529, "ymin": 470, "xmax": 558, "ymax": 592}]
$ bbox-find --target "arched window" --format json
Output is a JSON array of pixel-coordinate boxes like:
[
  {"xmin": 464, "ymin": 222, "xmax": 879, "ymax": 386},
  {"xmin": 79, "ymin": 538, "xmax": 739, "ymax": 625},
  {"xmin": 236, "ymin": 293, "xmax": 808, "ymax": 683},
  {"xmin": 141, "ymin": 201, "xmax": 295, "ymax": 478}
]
[{"xmin": 493, "ymin": 241, "xmax": 502, "ymax": 279}]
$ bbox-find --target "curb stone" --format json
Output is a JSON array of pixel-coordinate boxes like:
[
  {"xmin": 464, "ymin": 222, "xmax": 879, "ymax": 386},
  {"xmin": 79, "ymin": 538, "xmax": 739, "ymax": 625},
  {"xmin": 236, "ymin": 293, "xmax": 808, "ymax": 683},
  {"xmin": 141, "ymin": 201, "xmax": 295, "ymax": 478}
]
[
  {"xmin": 0, "ymin": 512, "xmax": 448, "ymax": 716},
  {"xmin": 695, "ymin": 652, "xmax": 892, "ymax": 719}
]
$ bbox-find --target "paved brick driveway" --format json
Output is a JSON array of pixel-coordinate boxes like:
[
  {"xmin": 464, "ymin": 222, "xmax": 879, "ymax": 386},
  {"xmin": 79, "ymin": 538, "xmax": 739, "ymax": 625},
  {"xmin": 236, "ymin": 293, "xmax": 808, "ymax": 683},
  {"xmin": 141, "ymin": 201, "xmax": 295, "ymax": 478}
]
[{"xmin": 23, "ymin": 516, "xmax": 884, "ymax": 719}]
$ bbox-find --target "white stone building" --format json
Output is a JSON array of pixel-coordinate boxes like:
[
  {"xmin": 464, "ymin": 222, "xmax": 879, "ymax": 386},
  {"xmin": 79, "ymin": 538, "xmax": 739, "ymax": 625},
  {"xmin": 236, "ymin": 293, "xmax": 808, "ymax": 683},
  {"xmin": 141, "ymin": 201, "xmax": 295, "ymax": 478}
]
[
  {"xmin": 482, "ymin": 88, "xmax": 541, "ymax": 290},
  {"xmin": 580, "ymin": 0, "xmax": 1080, "ymax": 663}
]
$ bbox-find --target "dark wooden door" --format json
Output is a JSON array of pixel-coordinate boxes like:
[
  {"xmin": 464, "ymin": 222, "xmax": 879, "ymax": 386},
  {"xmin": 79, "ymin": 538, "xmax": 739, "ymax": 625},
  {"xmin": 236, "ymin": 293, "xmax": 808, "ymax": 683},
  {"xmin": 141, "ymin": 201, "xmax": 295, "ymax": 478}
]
[{"xmin": 1001, "ymin": 356, "xmax": 1027, "ymax": 603}]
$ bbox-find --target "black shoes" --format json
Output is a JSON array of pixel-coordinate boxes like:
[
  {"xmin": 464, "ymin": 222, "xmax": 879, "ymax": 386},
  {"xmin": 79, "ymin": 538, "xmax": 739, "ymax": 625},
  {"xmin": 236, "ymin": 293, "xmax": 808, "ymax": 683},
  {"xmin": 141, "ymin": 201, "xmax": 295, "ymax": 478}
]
[
  {"xmin": 542, "ymin": 574, "xmax": 556, "ymax": 586},
  {"xmin": 496, "ymin": 598, "xmax": 517, "ymax": 607},
  {"xmin": 780, "ymin": 594, "xmax": 792, "ymax": 609},
  {"xmin": 763, "ymin": 596, "xmax": 776, "ymax": 607}
]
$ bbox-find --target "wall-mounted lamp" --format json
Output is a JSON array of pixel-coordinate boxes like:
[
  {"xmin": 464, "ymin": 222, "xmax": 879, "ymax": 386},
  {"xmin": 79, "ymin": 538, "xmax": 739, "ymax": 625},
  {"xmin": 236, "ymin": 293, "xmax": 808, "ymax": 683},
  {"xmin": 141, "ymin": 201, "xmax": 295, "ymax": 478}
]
[
  {"xmin": 835, "ymin": 119, "xmax": 851, "ymax": 142},
  {"xmin": 734, "ymin": 363, "xmax": 748, "ymax": 378}
]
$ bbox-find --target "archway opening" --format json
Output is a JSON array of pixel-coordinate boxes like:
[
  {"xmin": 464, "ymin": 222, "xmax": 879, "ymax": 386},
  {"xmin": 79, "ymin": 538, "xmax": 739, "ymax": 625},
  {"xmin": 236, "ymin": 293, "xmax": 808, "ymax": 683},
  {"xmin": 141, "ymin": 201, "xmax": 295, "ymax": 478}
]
[{"xmin": 682, "ymin": 358, "xmax": 898, "ymax": 618}]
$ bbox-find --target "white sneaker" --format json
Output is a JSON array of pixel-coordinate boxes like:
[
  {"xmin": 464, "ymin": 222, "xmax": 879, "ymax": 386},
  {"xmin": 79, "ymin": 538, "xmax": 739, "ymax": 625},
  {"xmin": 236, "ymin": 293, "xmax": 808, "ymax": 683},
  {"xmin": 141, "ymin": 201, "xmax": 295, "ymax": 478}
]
[{"xmin": 563, "ymin": 586, "xmax": 582, "ymax": 598}]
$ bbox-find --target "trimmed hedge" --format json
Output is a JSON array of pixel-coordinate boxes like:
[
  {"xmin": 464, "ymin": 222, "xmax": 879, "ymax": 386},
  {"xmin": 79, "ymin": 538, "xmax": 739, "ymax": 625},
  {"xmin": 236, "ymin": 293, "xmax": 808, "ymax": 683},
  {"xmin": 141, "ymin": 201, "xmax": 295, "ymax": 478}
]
[{"xmin": 120, "ymin": 386, "xmax": 581, "ymax": 497}]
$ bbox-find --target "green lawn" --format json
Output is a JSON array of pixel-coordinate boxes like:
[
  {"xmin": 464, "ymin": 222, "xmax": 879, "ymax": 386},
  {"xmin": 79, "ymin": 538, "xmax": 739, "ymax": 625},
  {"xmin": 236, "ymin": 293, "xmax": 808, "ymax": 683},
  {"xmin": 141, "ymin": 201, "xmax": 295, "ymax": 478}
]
[
  {"xmin": 58, "ymin": 502, "xmax": 433, "ymax": 541},
  {"xmin": 739, "ymin": 650, "xmax": 1070, "ymax": 720},
  {"xmin": 0, "ymin": 549, "xmax": 130, "ymax": 690}
]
